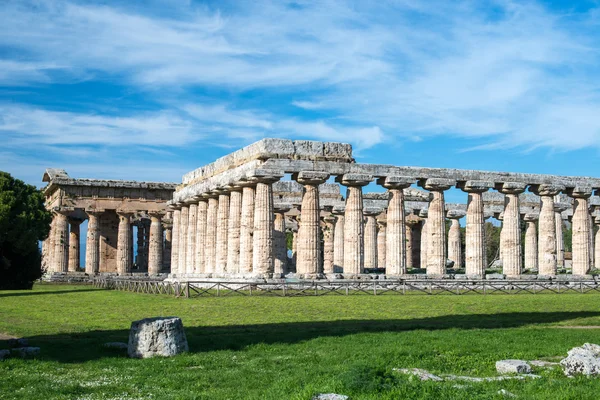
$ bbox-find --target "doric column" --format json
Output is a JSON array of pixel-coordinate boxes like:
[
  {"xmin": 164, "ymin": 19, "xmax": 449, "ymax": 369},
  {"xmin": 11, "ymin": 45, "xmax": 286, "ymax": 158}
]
[
  {"xmin": 555, "ymin": 203, "xmax": 566, "ymax": 268},
  {"xmin": 589, "ymin": 213, "xmax": 595, "ymax": 269},
  {"xmin": 531, "ymin": 184, "xmax": 565, "ymax": 275},
  {"xmin": 418, "ymin": 179, "xmax": 455, "ymax": 275},
  {"xmin": 377, "ymin": 220, "xmax": 387, "ymax": 271},
  {"xmin": 43, "ymin": 216, "xmax": 56, "ymax": 272},
  {"xmin": 594, "ymin": 215, "xmax": 600, "ymax": 271},
  {"xmin": 204, "ymin": 195, "xmax": 218, "ymax": 273},
  {"xmin": 497, "ymin": 182, "xmax": 527, "ymax": 276},
  {"xmin": 446, "ymin": 210, "xmax": 465, "ymax": 270},
  {"xmin": 363, "ymin": 208, "xmax": 380, "ymax": 270},
  {"xmin": 419, "ymin": 210, "xmax": 428, "ymax": 269},
  {"xmin": 239, "ymin": 184, "xmax": 255, "ymax": 274},
  {"xmin": 186, "ymin": 200, "xmax": 198, "ymax": 274},
  {"xmin": 291, "ymin": 227, "xmax": 298, "ymax": 271},
  {"xmin": 215, "ymin": 191, "xmax": 230, "ymax": 275},
  {"xmin": 141, "ymin": 219, "xmax": 150, "ymax": 270},
  {"xmin": 68, "ymin": 218, "xmax": 82, "ymax": 272},
  {"xmin": 178, "ymin": 204, "xmax": 189, "ymax": 275},
  {"xmin": 273, "ymin": 205, "xmax": 290, "ymax": 277},
  {"xmin": 251, "ymin": 169, "xmax": 283, "ymax": 276},
  {"xmin": 294, "ymin": 171, "xmax": 330, "ymax": 276},
  {"xmin": 148, "ymin": 211, "xmax": 164, "ymax": 276},
  {"xmin": 323, "ymin": 215, "xmax": 336, "ymax": 274},
  {"xmin": 162, "ymin": 214, "xmax": 172, "ymax": 271},
  {"xmin": 170, "ymin": 206, "xmax": 180, "ymax": 274},
  {"xmin": 195, "ymin": 199, "xmax": 207, "ymax": 273},
  {"xmin": 227, "ymin": 188, "xmax": 243, "ymax": 274},
  {"xmin": 116, "ymin": 211, "xmax": 133, "ymax": 274},
  {"xmin": 567, "ymin": 186, "xmax": 593, "ymax": 276},
  {"xmin": 458, "ymin": 180, "xmax": 492, "ymax": 277},
  {"xmin": 337, "ymin": 174, "xmax": 373, "ymax": 275},
  {"xmin": 405, "ymin": 213, "xmax": 422, "ymax": 269},
  {"xmin": 53, "ymin": 209, "xmax": 70, "ymax": 273},
  {"xmin": 135, "ymin": 221, "xmax": 144, "ymax": 268},
  {"xmin": 85, "ymin": 210, "xmax": 103, "ymax": 275},
  {"xmin": 378, "ymin": 176, "xmax": 413, "ymax": 275},
  {"xmin": 523, "ymin": 214, "xmax": 538, "ymax": 271},
  {"xmin": 332, "ymin": 207, "xmax": 345, "ymax": 273}
]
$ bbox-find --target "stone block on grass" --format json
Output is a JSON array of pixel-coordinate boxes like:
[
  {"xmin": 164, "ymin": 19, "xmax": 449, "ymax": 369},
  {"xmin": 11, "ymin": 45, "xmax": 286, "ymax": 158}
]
[{"xmin": 128, "ymin": 317, "xmax": 188, "ymax": 359}]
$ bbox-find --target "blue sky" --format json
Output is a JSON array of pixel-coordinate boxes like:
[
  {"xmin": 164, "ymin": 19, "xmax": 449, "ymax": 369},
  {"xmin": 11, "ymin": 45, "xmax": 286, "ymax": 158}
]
[{"xmin": 2, "ymin": 0, "xmax": 600, "ymax": 202}]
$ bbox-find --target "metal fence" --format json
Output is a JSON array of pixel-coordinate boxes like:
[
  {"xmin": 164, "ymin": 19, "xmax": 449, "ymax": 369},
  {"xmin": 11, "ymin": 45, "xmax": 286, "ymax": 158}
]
[{"xmin": 91, "ymin": 278, "xmax": 600, "ymax": 298}]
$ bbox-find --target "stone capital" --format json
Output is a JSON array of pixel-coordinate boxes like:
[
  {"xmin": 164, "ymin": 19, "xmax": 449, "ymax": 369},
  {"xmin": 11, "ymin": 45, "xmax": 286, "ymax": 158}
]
[
  {"xmin": 52, "ymin": 206, "xmax": 75, "ymax": 216},
  {"xmin": 148, "ymin": 210, "xmax": 166, "ymax": 218},
  {"xmin": 554, "ymin": 202, "xmax": 570, "ymax": 212},
  {"xmin": 566, "ymin": 185, "xmax": 593, "ymax": 199},
  {"xmin": 594, "ymin": 215, "xmax": 600, "ymax": 225},
  {"xmin": 292, "ymin": 171, "xmax": 330, "ymax": 186},
  {"xmin": 335, "ymin": 173, "xmax": 373, "ymax": 187},
  {"xmin": 246, "ymin": 168, "xmax": 284, "ymax": 183},
  {"xmin": 274, "ymin": 204, "xmax": 292, "ymax": 214},
  {"xmin": 495, "ymin": 181, "xmax": 527, "ymax": 195},
  {"xmin": 530, "ymin": 183, "xmax": 565, "ymax": 197},
  {"xmin": 116, "ymin": 210, "xmax": 134, "ymax": 219},
  {"xmin": 418, "ymin": 209, "xmax": 428, "ymax": 218},
  {"xmin": 418, "ymin": 178, "xmax": 455, "ymax": 192},
  {"xmin": 167, "ymin": 202, "xmax": 181, "ymax": 210},
  {"xmin": 457, "ymin": 180, "xmax": 494, "ymax": 193},
  {"xmin": 183, "ymin": 197, "xmax": 199, "ymax": 204},
  {"xmin": 377, "ymin": 175, "xmax": 413, "ymax": 190},
  {"xmin": 67, "ymin": 217, "xmax": 84, "ymax": 225},
  {"xmin": 85, "ymin": 208, "xmax": 105, "ymax": 217},
  {"xmin": 363, "ymin": 207, "xmax": 382, "ymax": 217},
  {"xmin": 523, "ymin": 213, "xmax": 539, "ymax": 222},
  {"xmin": 332, "ymin": 206, "xmax": 345, "ymax": 216},
  {"xmin": 446, "ymin": 210, "xmax": 466, "ymax": 219}
]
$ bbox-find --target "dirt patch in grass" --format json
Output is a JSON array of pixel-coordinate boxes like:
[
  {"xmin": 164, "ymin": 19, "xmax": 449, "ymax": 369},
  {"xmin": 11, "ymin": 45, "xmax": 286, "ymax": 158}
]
[{"xmin": 0, "ymin": 333, "xmax": 17, "ymax": 340}]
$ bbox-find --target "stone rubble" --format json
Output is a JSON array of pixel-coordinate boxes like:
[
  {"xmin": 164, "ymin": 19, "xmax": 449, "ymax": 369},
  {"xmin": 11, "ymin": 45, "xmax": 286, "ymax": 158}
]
[
  {"xmin": 127, "ymin": 317, "xmax": 188, "ymax": 359},
  {"xmin": 495, "ymin": 360, "xmax": 532, "ymax": 374},
  {"xmin": 312, "ymin": 394, "xmax": 349, "ymax": 400},
  {"xmin": 560, "ymin": 343, "xmax": 600, "ymax": 376}
]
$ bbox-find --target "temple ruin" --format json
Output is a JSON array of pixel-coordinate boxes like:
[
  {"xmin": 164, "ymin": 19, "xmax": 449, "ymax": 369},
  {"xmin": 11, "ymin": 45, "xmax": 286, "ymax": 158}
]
[{"xmin": 42, "ymin": 139, "xmax": 600, "ymax": 281}]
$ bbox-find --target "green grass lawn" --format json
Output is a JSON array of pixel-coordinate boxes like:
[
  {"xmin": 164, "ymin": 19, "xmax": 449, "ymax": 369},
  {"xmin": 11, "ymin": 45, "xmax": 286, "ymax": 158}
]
[{"xmin": 1, "ymin": 284, "xmax": 600, "ymax": 399}]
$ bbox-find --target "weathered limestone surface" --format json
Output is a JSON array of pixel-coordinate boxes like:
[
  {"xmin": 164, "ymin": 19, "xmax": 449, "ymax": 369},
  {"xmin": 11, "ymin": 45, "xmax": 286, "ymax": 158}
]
[
  {"xmin": 127, "ymin": 317, "xmax": 188, "ymax": 359},
  {"xmin": 215, "ymin": 193, "xmax": 230, "ymax": 274},
  {"xmin": 53, "ymin": 211, "xmax": 70, "ymax": 273},
  {"xmin": 496, "ymin": 360, "xmax": 532, "ymax": 374},
  {"xmin": 497, "ymin": 182, "xmax": 527, "ymax": 276},
  {"xmin": 555, "ymin": 208, "xmax": 565, "ymax": 268},
  {"xmin": 273, "ymin": 207, "xmax": 288, "ymax": 276},
  {"xmin": 524, "ymin": 214, "xmax": 538, "ymax": 271},
  {"xmin": 338, "ymin": 174, "xmax": 372, "ymax": 275},
  {"xmin": 323, "ymin": 215, "xmax": 335, "ymax": 274},
  {"xmin": 363, "ymin": 208, "xmax": 379, "ymax": 270},
  {"xmin": 251, "ymin": 171, "xmax": 282, "ymax": 276},
  {"xmin": 560, "ymin": 343, "xmax": 600, "ymax": 376},
  {"xmin": 186, "ymin": 203, "xmax": 197, "ymax": 274},
  {"xmin": 85, "ymin": 211, "xmax": 102, "ymax": 274},
  {"xmin": 419, "ymin": 179, "xmax": 454, "ymax": 275},
  {"xmin": 227, "ymin": 190, "xmax": 242, "ymax": 274},
  {"xmin": 569, "ymin": 186, "xmax": 592, "ymax": 275},
  {"xmin": 148, "ymin": 212, "xmax": 164, "ymax": 275},
  {"xmin": 459, "ymin": 181, "xmax": 492, "ymax": 276},
  {"xmin": 195, "ymin": 200, "xmax": 207, "ymax": 273},
  {"xmin": 379, "ymin": 176, "xmax": 412, "ymax": 275},
  {"xmin": 447, "ymin": 211, "xmax": 465, "ymax": 269},
  {"xmin": 377, "ymin": 221, "xmax": 387, "ymax": 271},
  {"xmin": 332, "ymin": 209, "xmax": 345, "ymax": 273},
  {"xmin": 295, "ymin": 171, "xmax": 329, "ymax": 276},
  {"xmin": 239, "ymin": 186, "xmax": 255, "ymax": 274},
  {"xmin": 420, "ymin": 212, "xmax": 428, "ymax": 269},
  {"xmin": 68, "ymin": 218, "xmax": 82, "ymax": 272},
  {"xmin": 170, "ymin": 208, "xmax": 180, "ymax": 274},
  {"xmin": 595, "ymin": 216, "xmax": 600, "ymax": 271},
  {"xmin": 533, "ymin": 184, "xmax": 565, "ymax": 275},
  {"xmin": 178, "ymin": 206, "xmax": 189, "ymax": 274},
  {"xmin": 116, "ymin": 212, "xmax": 133, "ymax": 274},
  {"xmin": 204, "ymin": 197, "xmax": 218, "ymax": 273}
]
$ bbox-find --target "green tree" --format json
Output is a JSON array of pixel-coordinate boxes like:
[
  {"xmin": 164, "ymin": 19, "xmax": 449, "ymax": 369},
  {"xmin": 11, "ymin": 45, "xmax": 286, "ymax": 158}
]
[{"xmin": 0, "ymin": 172, "xmax": 52, "ymax": 289}]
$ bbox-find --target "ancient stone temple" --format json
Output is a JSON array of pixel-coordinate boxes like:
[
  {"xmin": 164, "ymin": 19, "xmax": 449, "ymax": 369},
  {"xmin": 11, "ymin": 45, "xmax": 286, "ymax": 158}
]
[
  {"xmin": 166, "ymin": 138, "xmax": 600, "ymax": 281},
  {"xmin": 41, "ymin": 169, "xmax": 176, "ymax": 278}
]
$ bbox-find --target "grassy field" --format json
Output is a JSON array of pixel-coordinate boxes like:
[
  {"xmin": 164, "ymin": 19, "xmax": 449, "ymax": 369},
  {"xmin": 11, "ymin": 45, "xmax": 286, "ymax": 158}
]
[{"xmin": 1, "ymin": 284, "xmax": 600, "ymax": 399}]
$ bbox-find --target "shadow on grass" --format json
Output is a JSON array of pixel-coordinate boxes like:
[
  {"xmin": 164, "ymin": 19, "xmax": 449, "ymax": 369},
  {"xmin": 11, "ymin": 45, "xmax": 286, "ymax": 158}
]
[
  {"xmin": 0, "ymin": 288, "xmax": 105, "ymax": 298},
  {"xmin": 3, "ymin": 311, "xmax": 599, "ymax": 363}
]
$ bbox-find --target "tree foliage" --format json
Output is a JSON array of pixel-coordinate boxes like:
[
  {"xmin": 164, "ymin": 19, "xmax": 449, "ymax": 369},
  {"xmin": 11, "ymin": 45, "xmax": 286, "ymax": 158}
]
[{"xmin": 0, "ymin": 171, "xmax": 52, "ymax": 289}]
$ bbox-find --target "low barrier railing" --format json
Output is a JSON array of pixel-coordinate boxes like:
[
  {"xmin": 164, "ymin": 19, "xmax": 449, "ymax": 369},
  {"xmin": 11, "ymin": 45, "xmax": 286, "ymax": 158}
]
[{"xmin": 91, "ymin": 278, "xmax": 600, "ymax": 298}]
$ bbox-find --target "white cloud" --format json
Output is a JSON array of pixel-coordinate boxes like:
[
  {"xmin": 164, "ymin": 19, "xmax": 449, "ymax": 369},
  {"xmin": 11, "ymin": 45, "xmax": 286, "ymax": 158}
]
[{"xmin": 1, "ymin": 0, "xmax": 600, "ymax": 153}]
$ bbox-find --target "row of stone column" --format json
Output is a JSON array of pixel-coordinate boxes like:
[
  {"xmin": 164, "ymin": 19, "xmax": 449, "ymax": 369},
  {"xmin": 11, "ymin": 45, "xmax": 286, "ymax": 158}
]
[
  {"xmin": 45, "ymin": 209, "xmax": 172, "ymax": 276},
  {"xmin": 170, "ymin": 172, "xmax": 598, "ymax": 277}
]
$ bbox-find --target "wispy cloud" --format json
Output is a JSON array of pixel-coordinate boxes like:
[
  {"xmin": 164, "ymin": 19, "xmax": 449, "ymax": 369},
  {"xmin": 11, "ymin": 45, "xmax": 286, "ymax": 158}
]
[{"xmin": 1, "ymin": 0, "xmax": 600, "ymax": 171}]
